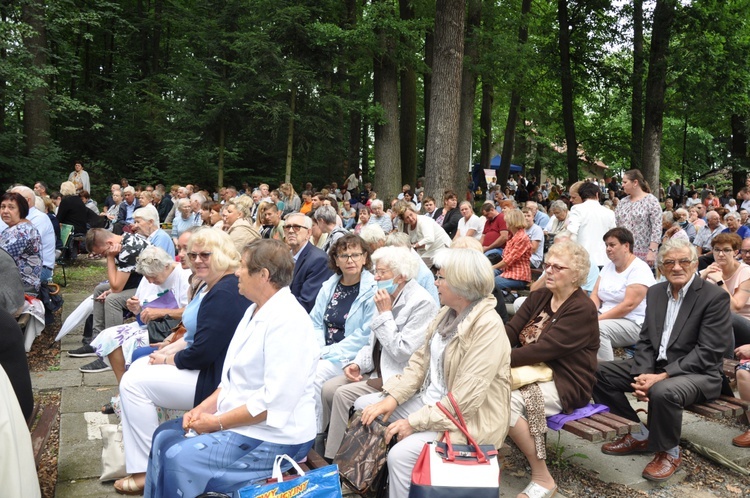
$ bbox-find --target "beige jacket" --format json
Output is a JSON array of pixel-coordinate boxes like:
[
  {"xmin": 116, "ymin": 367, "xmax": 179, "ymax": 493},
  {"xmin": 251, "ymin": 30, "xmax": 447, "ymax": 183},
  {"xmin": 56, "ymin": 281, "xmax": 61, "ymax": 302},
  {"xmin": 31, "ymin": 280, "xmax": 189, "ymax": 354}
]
[
  {"xmin": 383, "ymin": 295, "xmax": 511, "ymax": 448},
  {"xmin": 227, "ymin": 218, "xmax": 261, "ymax": 254}
]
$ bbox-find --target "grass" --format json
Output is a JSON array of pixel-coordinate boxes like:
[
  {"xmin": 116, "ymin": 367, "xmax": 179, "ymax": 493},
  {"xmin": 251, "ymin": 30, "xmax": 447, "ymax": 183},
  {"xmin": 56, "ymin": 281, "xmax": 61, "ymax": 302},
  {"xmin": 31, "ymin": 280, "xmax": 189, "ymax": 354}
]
[{"xmin": 52, "ymin": 258, "xmax": 108, "ymax": 290}]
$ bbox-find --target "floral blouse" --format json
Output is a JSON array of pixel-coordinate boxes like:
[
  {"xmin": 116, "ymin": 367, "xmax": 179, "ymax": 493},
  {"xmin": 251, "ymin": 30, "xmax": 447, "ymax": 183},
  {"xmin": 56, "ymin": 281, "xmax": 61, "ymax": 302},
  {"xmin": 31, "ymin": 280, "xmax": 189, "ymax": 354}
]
[
  {"xmin": 615, "ymin": 194, "xmax": 662, "ymax": 264},
  {"xmin": 323, "ymin": 281, "xmax": 360, "ymax": 345},
  {"xmin": 0, "ymin": 221, "xmax": 42, "ymax": 293}
]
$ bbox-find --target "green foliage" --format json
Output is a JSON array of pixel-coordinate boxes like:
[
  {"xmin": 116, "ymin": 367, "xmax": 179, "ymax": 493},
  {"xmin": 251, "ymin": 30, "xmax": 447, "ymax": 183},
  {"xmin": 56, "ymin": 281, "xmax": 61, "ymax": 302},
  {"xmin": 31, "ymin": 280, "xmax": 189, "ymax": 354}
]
[{"xmin": 547, "ymin": 432, "xmax": 589, "ymax": 470}]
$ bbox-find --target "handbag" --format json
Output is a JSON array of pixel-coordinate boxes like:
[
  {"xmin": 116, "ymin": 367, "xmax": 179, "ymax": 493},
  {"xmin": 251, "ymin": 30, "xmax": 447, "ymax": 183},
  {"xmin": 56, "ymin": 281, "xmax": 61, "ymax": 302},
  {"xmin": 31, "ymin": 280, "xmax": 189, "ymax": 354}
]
[
  {"xmin": 334, "ymin": 411, "xmax": 391, "ymax": 494},
  {"xmin": 238, "ymin": 454, "xmax": 343, "ymax": 498},
  {"xmin": 409, "ymin": 393, "xmax": 500, "ymax": 498},
  {"xmin": 99, "ymin": 424, "xmax": 127, "ymax": 482},
  {"xmin": 511, "ymin": 363, "xmax": 554, "ymax": 390}
]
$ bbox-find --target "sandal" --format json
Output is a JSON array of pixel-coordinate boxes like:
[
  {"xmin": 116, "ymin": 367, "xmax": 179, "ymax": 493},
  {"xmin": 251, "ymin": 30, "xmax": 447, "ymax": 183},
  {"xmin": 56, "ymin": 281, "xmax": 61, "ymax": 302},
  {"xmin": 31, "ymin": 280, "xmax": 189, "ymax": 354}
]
[
  {"xmin": 101, "ymin": 402, "xmax": 115, "ymax": 415},
  {"xmin": 519, "ymin": 481, "xmax": 557, "ymax": 498},
  {"xmin": 114, "ymin": 475, "xmax": 145, "ymax": 496}
]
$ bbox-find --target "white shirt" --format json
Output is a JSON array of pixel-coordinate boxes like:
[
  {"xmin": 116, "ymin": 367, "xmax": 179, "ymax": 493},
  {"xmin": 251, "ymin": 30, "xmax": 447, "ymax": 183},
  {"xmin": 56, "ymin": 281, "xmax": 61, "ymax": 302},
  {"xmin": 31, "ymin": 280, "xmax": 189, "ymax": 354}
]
[
  {"xmin": 597, "ymin": 257, "xmax": 655, "ymax": 325},
  {"xmin": 567, "ymin": 199, "xmax": 616, "ymax": 267},
  {"xmin": 659, "ymin": 275, "xmax": 696, "ymax": 361},
  {"xmin": 525, "ymin": 224, "xmax": 545, "ymax": 268},
  {"xmin": 457, "ymin": 214, "xmax": 484, "ymax": 240},
  {"xmin": 217, "ymin": 287, "xmax": 319, "ymax": 444},
  {"xmin": 27, "ymin": 207, "xmax": 55, "ymax": 268},
  {"xmin": 134, "ymin": 265, "xmax": 192, "ymax": 310}
]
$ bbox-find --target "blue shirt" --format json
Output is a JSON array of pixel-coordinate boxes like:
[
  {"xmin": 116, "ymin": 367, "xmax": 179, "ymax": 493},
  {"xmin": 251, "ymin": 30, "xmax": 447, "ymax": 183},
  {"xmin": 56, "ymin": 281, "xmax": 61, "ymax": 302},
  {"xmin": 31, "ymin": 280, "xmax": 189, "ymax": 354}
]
[
  {"xmin": 148, "ymin": 229, "xmax": 175, "ymax": 258},
  {"xmin": 722, "ymin": 225, "xmax": 750, "ymax": 239},
  {"xmin": 534, "ymin": 210, "xmax": 550, "ymax": 229}
]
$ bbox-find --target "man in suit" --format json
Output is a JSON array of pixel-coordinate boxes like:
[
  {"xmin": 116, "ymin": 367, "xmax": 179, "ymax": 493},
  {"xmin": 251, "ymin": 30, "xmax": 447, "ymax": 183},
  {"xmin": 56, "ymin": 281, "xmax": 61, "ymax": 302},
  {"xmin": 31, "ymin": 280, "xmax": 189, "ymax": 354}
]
[
  {"xmin": 593, "ymin": 238, "xmax": 731, "ymax": 482},
  {"xmin": 285, "ymin": 213, "xmax": 333, "ymax": 313}
]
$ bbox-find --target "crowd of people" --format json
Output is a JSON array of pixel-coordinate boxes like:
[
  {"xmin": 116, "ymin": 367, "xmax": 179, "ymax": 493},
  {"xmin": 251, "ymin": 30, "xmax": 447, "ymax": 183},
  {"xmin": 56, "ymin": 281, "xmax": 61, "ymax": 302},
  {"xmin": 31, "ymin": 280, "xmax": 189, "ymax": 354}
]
[{"xmin": 3, "ymin": 164, "xmax": 750, "ymax": 498}]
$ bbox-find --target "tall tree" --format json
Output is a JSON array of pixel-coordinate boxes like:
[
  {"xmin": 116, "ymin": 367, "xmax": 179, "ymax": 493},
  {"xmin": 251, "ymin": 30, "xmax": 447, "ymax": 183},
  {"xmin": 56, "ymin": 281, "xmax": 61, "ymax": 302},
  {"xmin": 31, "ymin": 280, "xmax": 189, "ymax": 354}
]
[
  {"xmin": 641, "ymin": 0, "xmax": 677, "ymax": 190},
  {"xmin": 630, "ymin": 0, "xmax": 644, "ymax": 171},
  {"xmin": 399, "ymin": 0, "xmax": 417, "ymax": 188},
  {"xmin": 557, "ymin": 0, "xmax": 578, "ymax": 185},
  {"xmin": 456, "ymin": 0, "xmax": 481, "ymax": 188},
  {"xmin": 22, "ymin": 0, "xmax": 50, "ymax": 155},
  {"xmin": 424, "ymin": 0, "xmax": 466, "ymax": 199}
]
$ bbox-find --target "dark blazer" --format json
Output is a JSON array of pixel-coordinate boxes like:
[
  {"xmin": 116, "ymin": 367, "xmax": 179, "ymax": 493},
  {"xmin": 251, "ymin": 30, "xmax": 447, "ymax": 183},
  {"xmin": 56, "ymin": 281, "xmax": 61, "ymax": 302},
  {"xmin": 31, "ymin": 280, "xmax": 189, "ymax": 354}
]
[
  {"xmin": 173, "ymin": 274, "xmax": 252, "ymax": 406},
  {"xmin": 0, "ymin": 308, "xmax": 34, "ymax": 421},
  {"xmin": 156, "ymin": 197, "xmax": 173, "ymax": 223},
  {"xmin": 632, "ymin": 276, "xmax": 731, "ymax": 398},
  {"xmin": 441, "ymin": 207, "xmax": 462, "ymax": 239},
  {"xmin": 56, "ymin": 195, "xmax": 89, "ymax": 234},
  {"xmin": 290, "ymin": 242, "xmax": 333, "ymax": 313}
]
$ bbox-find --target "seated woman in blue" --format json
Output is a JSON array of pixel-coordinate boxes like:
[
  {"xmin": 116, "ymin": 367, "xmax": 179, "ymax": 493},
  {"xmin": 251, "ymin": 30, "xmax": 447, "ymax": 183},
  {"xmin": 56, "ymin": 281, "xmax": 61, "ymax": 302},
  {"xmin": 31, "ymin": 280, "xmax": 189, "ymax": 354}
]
[
  {"xmin": 311, "ymin": 233, "xmax": 377, "ymax": 436},
  {"xmin": 143, "ymin": 239, "xmax": 318, "ymax": 497}
]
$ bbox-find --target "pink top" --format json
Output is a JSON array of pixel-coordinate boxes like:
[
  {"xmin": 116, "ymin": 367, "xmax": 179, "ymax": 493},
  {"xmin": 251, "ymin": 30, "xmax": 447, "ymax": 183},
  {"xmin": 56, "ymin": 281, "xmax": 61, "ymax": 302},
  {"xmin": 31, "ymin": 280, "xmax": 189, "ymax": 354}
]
[{"xmin": 724, "ymin": 262, "xmax": 750, "ymax": 319}]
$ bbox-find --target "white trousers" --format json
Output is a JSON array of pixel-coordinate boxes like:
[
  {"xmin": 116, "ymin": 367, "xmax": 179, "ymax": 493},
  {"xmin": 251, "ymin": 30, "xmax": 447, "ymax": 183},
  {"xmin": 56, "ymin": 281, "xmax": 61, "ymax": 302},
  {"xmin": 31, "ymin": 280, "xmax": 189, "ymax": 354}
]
[
  {"xmin": 598, "ymin": 318, "xmax": 641, "ymax": 361},
  {"xmin": 314, "ymin": 359, "xmax": 344, "ymax": 433},
  {"xmin": 509, "ymin": 380, "xmax": 563, "ymax": 427},
  {"xmin": 119, "ymin": 356, "xmax": 198, "ymax": 473}
]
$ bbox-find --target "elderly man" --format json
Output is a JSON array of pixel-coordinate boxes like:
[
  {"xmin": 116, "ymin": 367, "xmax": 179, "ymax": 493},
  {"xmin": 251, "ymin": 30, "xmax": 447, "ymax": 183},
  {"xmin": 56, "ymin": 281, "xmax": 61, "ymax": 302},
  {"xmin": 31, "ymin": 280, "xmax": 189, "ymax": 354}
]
[
  {"xmin": 693, "ymin": 210, "xmax": 725, "ymax": 255},
  {"xmin": 132, "ymin": 207, "xmax": 174, "ymax": 257},
  {"xmin": 526, "ymin": 200, "xmax": 550, "ymax": 228},
  {"xmin": 152, "ymin": 190, "xmax": 172, "ymax": 223},
  {"xmin": 593, "ymin": 238, "xmax": 731, "ymax": 482},
  {"xmin": 249, "ymin": 189, "xmax": 263, "ymax": 221},
  {"xmin": 368, "ymin": 199, "xmax": 393, "ymax": 233},
  {"xmin": 285, "ymin": 213, "xmax": 333, "ymax": 313},
  {"xmin": 114, "ymin": 186, "xmax": 139, "ymax": 234},
  {"xmin": 164, "ymin": 186, "xmax": 188, "ymax": 223},
  {"xmin": 189, "ymin": 193, "xmax": 205, "ymax": 225},
  {"xmin": 4, "ymin": 186, "xmax": 56, "ymax": 283},
  {"xmin": 567, "ymin": 181, "xmax": 616, "ymax": 267},
  {"xmin": 480, "ymin": 202, "xmax": 509, "ymax": 259},
  {"xmin": 69, "ymin": 228, "xmax": 150, "ymax": 365},
  {"xmin": 33, "ymin": 181, "xmax": 49, "ymax": 200},
  {"xmin": 742, "ymin": 237, "xmax": 750, "ymax": 266},
  {"xmin": 314, "ymin": 206, "xmax": 348, "ymax": 253}
]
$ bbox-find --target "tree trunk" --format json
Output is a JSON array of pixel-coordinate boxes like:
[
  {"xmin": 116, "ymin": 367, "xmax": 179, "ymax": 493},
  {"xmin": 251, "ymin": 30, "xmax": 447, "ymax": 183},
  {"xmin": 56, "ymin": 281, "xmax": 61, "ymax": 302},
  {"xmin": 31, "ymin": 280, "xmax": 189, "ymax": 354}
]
[
  {"xmin": 558, "ymin": 0, "xmax": 578, "ymax": 185},
  {"xmin": 630, "ymin": 0, "xmax": 644, "ymax": 171},
  {"xmin": 399, "ymin": 0, "xmax": 417, "ymax": 188},
  {"xmin": 285, "ymin": 86, "xmax": 296, "ymax": 185},
  {"xmin": 641, "ymin": 0, "xmax": 677, "ymax": 191},
  {"xmin": 373, "ymin": 0, "xmax": 401, "ymax": 203},
  {"xmin": 498, "ymin": 0, "xmax": 532, "ymax": 190},
  {"xmin": 478, "ymin": 80, "xmax": 493, "ymax": 193},
  {"xmin": 456, "ymin": 0, "xmax": 481, "ymax": 193},
  {"xmin": 423, "ymin": 30, "xmax": 434, "ymax": 151},
  {"xmin": 362, "ymin": 115, "xmax": 369, "ymax": 174},
  {"xmin": 218, "ymin": 117, "xmax": 225, "ymax": 187},
  {"xmin": 348, "ymin": 77, "xmax": 362, "ymax": 175},
  {"xmin": 424, "ymin": 0, "xmax": 466, "ymax": 200},
  {"xmin": 22, "ymin": 0, "xmax": 50, "ymax": 155},
  {"xmin": 731, "ymin": 114, "xmax": 748, "ymax": 194}
]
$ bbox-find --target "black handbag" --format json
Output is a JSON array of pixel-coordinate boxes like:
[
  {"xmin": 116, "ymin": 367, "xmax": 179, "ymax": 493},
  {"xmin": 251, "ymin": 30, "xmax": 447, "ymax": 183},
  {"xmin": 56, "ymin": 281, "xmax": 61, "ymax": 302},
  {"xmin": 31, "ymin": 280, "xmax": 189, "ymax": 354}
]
[{"xmin": 334, "ymin": 411, "xmax": 393, "ymax": 495}]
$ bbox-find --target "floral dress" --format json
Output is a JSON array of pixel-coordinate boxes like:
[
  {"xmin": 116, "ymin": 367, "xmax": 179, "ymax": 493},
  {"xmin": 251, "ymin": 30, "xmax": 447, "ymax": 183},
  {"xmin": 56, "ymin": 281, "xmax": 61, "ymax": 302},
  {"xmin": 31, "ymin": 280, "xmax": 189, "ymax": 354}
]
[
  {"xmin": 615, "ymin": 194, "xmax": 662, "ymax": 264},
  {"xmin": 323, "ymin": 281, "xmax": 360, "ymax": 345},
  {"xmin": 0, "ymin": 222, "xmax": 42, "ymax": 294}
]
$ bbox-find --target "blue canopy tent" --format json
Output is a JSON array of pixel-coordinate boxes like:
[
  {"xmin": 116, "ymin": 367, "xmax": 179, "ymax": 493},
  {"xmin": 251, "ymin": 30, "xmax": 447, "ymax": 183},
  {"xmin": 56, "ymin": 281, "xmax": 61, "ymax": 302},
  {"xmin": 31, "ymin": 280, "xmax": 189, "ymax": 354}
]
[{"xmin": 471, "ymin": 155, "xmax": 523, "ymax": 190}]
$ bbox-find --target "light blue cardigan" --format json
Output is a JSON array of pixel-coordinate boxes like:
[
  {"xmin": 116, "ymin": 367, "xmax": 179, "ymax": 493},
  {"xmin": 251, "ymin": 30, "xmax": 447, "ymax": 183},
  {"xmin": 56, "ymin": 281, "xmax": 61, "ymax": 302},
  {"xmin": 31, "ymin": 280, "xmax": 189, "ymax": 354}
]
[{"xmin": 310, "ymin": 270, "xmax": 377, "ymax": 365}]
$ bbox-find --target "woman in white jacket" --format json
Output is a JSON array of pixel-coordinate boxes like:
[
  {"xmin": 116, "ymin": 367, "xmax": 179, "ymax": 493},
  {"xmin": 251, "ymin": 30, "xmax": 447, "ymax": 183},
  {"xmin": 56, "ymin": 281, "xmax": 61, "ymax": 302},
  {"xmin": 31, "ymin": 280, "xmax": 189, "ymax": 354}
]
[{"xmin": 321, "ymin": 246, "xmax": 439, "ymax": 459}]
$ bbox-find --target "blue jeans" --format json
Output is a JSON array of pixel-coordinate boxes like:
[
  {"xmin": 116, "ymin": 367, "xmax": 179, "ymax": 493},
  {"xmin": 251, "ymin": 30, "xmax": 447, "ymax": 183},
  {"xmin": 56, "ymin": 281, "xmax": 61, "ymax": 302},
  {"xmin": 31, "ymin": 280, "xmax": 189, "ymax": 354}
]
[
  {"xmin": 494, "ymin": 275, "xmax": 528, "ymax": 291},
  {"xmin": 484, "ymin": 248, "xmax": 503, "ymax": 259},
  {"xmin": 144, "ymin": 418, "xmax": 313, "ymax": 498}
]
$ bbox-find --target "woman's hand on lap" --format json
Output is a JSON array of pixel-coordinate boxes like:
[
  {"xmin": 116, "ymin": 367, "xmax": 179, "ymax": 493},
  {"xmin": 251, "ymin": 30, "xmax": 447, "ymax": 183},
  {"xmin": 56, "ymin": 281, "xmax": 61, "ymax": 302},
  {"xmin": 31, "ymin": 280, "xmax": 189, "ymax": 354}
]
[
  {"xmin": 344, "ymin": 364, "xmax": 362, "ymax": 382},
  {"xmin": 385, "ymin": 419, "xmax": 414, "ymax": 444},
  {"xmin": 361, "ymin": 396, "xmax": 398, "ymax": 426}
]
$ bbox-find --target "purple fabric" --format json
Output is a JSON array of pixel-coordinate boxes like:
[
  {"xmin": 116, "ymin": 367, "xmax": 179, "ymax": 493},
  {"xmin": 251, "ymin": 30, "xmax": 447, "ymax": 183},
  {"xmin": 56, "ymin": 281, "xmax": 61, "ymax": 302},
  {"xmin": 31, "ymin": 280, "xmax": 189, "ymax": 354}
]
[
  {"xmin": 135, "ymin": 290, "xmax": 179, "ymax": 326},
  {"xmin": 546, "ymin": 403, "xmax": 610, "ymax": 431}
]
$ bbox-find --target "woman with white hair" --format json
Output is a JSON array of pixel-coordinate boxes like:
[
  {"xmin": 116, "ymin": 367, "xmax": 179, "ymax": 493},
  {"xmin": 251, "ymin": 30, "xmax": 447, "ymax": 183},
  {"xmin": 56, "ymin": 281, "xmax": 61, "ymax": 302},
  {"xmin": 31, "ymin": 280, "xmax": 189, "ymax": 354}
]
[
  {"xmin": 321, "ymin": 246, "xmax": 439, "ymax": 459},
  {"xmin": 398, "ymin": 204, "xmax": 451, "ymax": 267},
  {"xmin": 544, "ymin": 200, "xmax": 569, "ymax": 237},
  {"xmin": 132, "ymin": 207, "xmax": 175, "ymax": 257},
  {"xmin": 360, "ymin": 248, "xmax": 511, "ymax": 498}
]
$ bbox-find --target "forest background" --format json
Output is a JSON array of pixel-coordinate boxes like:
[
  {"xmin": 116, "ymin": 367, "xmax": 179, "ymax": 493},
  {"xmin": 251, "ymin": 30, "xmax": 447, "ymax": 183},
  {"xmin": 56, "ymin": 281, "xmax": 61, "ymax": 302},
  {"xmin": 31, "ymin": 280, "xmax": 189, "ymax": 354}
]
[{"xmin": 1, "ymin": 0, "xmax": 749, "ymax": 202}]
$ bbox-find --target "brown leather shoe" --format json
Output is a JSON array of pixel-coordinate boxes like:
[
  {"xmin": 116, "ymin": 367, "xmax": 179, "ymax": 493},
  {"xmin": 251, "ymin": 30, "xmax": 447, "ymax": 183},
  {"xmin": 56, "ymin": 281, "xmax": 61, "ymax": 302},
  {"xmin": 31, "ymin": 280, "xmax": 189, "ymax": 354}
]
[
  {"xmin": 732, "ymin": 429, "xmax": 750, "ymax": 447},
  {"xmin": 642, "ymin": 451, "xmax": 681, "ymax": 482},
  {"xmin": 601, "ymin": 433, "xmax": 649, "ymax": 455}
]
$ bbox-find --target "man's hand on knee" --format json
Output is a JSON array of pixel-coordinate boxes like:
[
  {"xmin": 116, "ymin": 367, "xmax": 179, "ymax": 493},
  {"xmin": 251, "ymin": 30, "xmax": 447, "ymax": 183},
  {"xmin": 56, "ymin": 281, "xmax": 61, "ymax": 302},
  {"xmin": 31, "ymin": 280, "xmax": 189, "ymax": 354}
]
[{"xmin": 631, "ymin": 372, "xmax": 669, "ymax": 401}]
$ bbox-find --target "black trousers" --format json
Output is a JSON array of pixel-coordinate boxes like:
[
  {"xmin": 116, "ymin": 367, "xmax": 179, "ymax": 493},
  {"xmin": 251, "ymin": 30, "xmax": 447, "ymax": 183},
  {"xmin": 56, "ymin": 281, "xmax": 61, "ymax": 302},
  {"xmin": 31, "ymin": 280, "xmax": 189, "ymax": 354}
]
[{"xmin": 592, "ymin": 359, "xmax": 711, "ymax": 452}]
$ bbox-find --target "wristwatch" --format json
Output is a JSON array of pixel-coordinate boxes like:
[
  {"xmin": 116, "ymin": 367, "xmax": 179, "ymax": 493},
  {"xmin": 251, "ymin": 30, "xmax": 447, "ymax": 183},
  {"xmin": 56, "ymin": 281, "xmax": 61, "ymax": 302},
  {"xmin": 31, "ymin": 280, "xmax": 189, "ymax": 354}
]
[{"xmin": 715, "ymin": 280, "xmax": 724, "ymax": 287}]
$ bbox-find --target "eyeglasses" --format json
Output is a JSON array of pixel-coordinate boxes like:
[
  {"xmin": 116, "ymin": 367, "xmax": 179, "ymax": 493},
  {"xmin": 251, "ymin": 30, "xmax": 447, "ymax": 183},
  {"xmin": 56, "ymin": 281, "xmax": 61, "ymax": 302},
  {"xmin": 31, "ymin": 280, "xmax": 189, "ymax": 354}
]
[
  {"xmin": 662, "ymin": 259, "xmax": 694, "ymax": 269},
  {"xmin": 187, "ymin": 251, "xmax": 212, "ymax": 261},
  {"xmin": 712, "ymin": 247, "xmax": 735, "ymax": 254},
  {"xmin": 741, "ymin": 249, "xmax": 750, "ymax": 255},
  {"xmin": 336, "ymin": 252, "xmax": 364, "ymax": 262},
  {"xmin": 283, "ymin": 224, "xmax": 307, "ymax": 232},
  {"xmin": 542, "ymin": 263, "xmax": 570, "ymax": 274},
  {"xmin": 374, "ymin": 269, "xmax": 393, "ymax": 278}
]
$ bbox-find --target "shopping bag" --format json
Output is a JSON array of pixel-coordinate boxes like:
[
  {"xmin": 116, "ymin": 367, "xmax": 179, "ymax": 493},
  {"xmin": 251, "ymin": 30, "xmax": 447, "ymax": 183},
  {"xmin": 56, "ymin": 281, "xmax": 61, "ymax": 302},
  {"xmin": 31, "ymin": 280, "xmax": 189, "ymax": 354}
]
[
  {"xmin": 55, "ymin": 294, "xmax": 94, "ymax": 341},
  {"xmin": 99, "ymin": 424, "xmax": 127, "ymax": 481},
  {"xmin": 238, "ymin": 454, "xmax": 343, "ymax": 498},
  {"xmin": 408, "ymin": 393, "xmax": 500, "ymax": 498},
  {"xmin": 334, "ymin": 411, "xmax": 390, "ymax": 494}
]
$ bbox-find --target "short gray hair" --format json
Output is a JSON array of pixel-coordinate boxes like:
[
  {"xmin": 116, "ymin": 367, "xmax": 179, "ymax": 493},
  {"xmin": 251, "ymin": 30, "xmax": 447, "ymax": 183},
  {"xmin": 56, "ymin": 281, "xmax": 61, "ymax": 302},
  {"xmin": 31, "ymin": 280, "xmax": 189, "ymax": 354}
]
[
  {"xmin": 371, "ymin": 246, "xmax": 418, "ymax": 280},
  {"xmin": 285, "ymin": 212, "xmax": 312, "ymax": 229},
  {"xmin": 123, "ymin": 186, "xmax": 135, "ymax": 195},
  {"xmin": 545, "ymin": 241, "xmax": 590, "ymax": 288},
  {"xmin": 725, "ymin": 211, "xmax": 741, "ymax": 222},
  {"xmin": 386, "ymin": 231, "xmax": 411, "ymax": 248},
  {"xmin": 370, "ymin": 199, "xmax": 384, "ymax": 210},
  {"xmin": 313, "ymin": 205, "xmax": 337, "ymax": 224},
  {"xmin": 549, "ymin": 200, "xmax": 568, "ymax": 214},
  {"xmin": 190, "ymin": 193, "xmax": 207, "ymax": 204},
  {"xmin": 228, "ymin": 197, "xmax": 253, "ymax": 219},
  {"xmin": 134, "ymin": 207, "xmax": 158, "ymax": 225},
  {"xmin": 360, "ymin": 224, "xmax": 386, "ymax": 245},
  {"xmin": 136, "ymin": 246, "xmax": 176, "ymax": 276},
  {"xmin": 432, "ymin": 248, "xmax": 494, "ymax": 302},
  {"xmin": 657, "ymin": 238, "xmax": 697, "ymax": 268}
]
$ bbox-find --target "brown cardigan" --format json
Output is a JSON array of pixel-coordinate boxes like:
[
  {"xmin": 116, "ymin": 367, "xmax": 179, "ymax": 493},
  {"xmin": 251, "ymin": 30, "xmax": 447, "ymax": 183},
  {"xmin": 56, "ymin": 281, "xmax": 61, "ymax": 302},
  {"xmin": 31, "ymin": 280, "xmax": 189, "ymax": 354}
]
[{"xmin": 505, "ymin": 287, "xmax": 599, "ymax": 412}]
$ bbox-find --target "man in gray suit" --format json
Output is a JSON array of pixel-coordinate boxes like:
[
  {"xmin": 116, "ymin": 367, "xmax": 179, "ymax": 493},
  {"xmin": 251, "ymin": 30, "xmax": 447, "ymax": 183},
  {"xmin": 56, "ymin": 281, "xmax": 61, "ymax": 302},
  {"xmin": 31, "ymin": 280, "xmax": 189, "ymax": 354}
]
[{"xmin": 592, "ymin": 238, "xmax": 731, "ymax": 482}]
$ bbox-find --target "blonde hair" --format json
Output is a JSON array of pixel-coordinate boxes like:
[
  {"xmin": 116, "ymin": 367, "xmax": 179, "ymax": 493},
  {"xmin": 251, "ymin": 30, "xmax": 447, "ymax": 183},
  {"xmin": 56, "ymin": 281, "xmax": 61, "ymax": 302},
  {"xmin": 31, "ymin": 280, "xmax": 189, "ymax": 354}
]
[
  {"xmin": 450, "ymin": 236, "xmax": 483, "ymax": 252},
  {"xmin": 60, "ymin": 181, "xmax": 77, "ymax": 196},
  {"xmin": 504, "ymin": 209, "xmax": 525, "ymax": 230},
  {"xmin": 545, "ymin": 241, "xmax": 590, "ymax": 288},
  {"xmin": 432, "ymin": 248, "xmax": 494, "ymax": 302},
  {"xmin": 187, "ymin": 227, "xmax": 240, "ymax": 274}
]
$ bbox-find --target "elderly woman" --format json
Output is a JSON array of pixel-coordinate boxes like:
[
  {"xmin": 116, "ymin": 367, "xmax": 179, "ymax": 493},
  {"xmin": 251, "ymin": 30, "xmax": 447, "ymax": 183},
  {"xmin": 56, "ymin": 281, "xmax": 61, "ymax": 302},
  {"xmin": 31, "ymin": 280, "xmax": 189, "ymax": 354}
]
[
  {"xmin": 140, "ymin": 239, "xmax": 317, "ymax": 496},
  {"xmin": 56, "ymin": 181, "xmax": 89, "ymax": 235},
  {"xmin": 399, "ymin": 204, "xmax": 452, "ymax": 267},
  {"xmin": 360, "ymin": 248, "xmax": 510, "ymax": 498},
  {"xmin": 0, "ymin": 193, "xmax": 42, "ymax": 295},
  {"xmin": 544, "ymin": 200, "xmax": 569, "ymax": 238},
  {"xmin": 137, "ymin": 191, "xmax": 160, "ymax": 221},
  {"xmin": 115, "ymin": 228, "xmax": 252, "ymax": 495},
  {"xmin": 171, "ymin": 198, "xmax": 198, "ymax": 242},
  {"xmin": 321, "ymin": 246, "xmax": 439, "ymax": 459},
  {"xmin": 615, "ymin": 169, "xmax": 662, "ymax": 266},
  {"xmin": 132, "ymin": 207, "xmax": 174, "ymax": 257},
  {"xmin": 689, "ymin": 206, "xmax": 706, "ymax": 231},
  {"xmin": 493, "ymin": 208, "xmax": 532, "ymax": 290},
  {"xmin": 311, "ymin": 234, "xmax": 377, "ymax": 435},
  {"xmin": 455, "ymin": 200, "xmax": 483, "ymax": 240},
  {"xmin": 723, "ymin": 211, "xmax": 750, "ymax": 239},
  {"xmin": 700, "ymin": 233, "xmax": 750, "ymax": 349},
  {"xmin": 87, "ymin": 246, "xmax": 191, "ymax": 381},
  {"xmin": 505, "ymin": 241, "xmax": 599, "ymax": 498},
  {"xmin": 673, "ymin": 208, "xmax": 697, "ymax": 242},
  {"xmin": 220, "ymin": 197, "xmax": 260, "ymax": 253},
  {"xmin": 354, "ymin": 208, "xmax": 371, "ymax": 234},
  {"xmin": 591, "ymin": 228, "xmax": 655, "ymax": 361}
]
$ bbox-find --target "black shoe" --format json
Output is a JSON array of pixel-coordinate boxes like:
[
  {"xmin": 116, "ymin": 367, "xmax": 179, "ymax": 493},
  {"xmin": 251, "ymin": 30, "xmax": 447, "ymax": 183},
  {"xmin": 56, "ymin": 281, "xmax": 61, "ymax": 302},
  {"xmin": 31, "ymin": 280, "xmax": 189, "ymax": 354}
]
[
  {"xmin": 79, "ymin": 358, "xmax": 112, "ymax": 373},
  {"xmin": 68, "ymin": 344, "xmax": 97, "ymax": 357}
]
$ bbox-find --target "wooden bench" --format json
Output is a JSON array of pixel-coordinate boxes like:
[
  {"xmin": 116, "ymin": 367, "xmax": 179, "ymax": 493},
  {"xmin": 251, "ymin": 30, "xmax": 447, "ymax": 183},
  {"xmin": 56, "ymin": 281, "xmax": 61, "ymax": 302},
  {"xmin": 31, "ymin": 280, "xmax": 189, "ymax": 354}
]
[
  {"xmin": 686, "ymin": 395, "xmax": 749, "ymax": 420},
  {"xmin": 27, "ymin": 402, "xmax": 59, "ymax": 467},
  {"xmin": 296, "ymin": 448, "xmax": 328, "ymax": 472},
  {"xmin": 556, "ymin": 411, "xmax": 640, "ymax": 442}
]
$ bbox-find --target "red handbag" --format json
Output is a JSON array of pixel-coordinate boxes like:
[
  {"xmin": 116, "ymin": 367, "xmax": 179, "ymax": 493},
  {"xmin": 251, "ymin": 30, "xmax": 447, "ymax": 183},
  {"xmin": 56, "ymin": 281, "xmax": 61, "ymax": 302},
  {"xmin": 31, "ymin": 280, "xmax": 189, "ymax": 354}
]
[{"xmin": 408, "ymin": 393, "xmax": 500, "ymax": 498}]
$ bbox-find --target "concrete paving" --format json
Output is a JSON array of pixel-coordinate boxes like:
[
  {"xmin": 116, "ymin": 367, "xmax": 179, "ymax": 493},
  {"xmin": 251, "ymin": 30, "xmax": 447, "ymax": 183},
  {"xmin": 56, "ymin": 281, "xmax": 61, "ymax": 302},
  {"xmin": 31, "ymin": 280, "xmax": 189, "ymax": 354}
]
[{"xmin": 33, "ymin": 291, "xmax": 747, "ymax": 498}]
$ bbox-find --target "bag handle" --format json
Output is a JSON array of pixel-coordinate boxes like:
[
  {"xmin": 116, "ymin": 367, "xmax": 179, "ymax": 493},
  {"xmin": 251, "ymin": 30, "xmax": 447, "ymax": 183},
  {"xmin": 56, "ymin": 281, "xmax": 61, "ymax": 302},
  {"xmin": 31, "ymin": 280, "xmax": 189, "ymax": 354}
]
[
  {"xmin": 436, "ymin": 397, "xmax": 487, "ymax": 464},
  {"xmin": 271, "ymin": 454, "xmax": 306, "ymax": 482}
]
